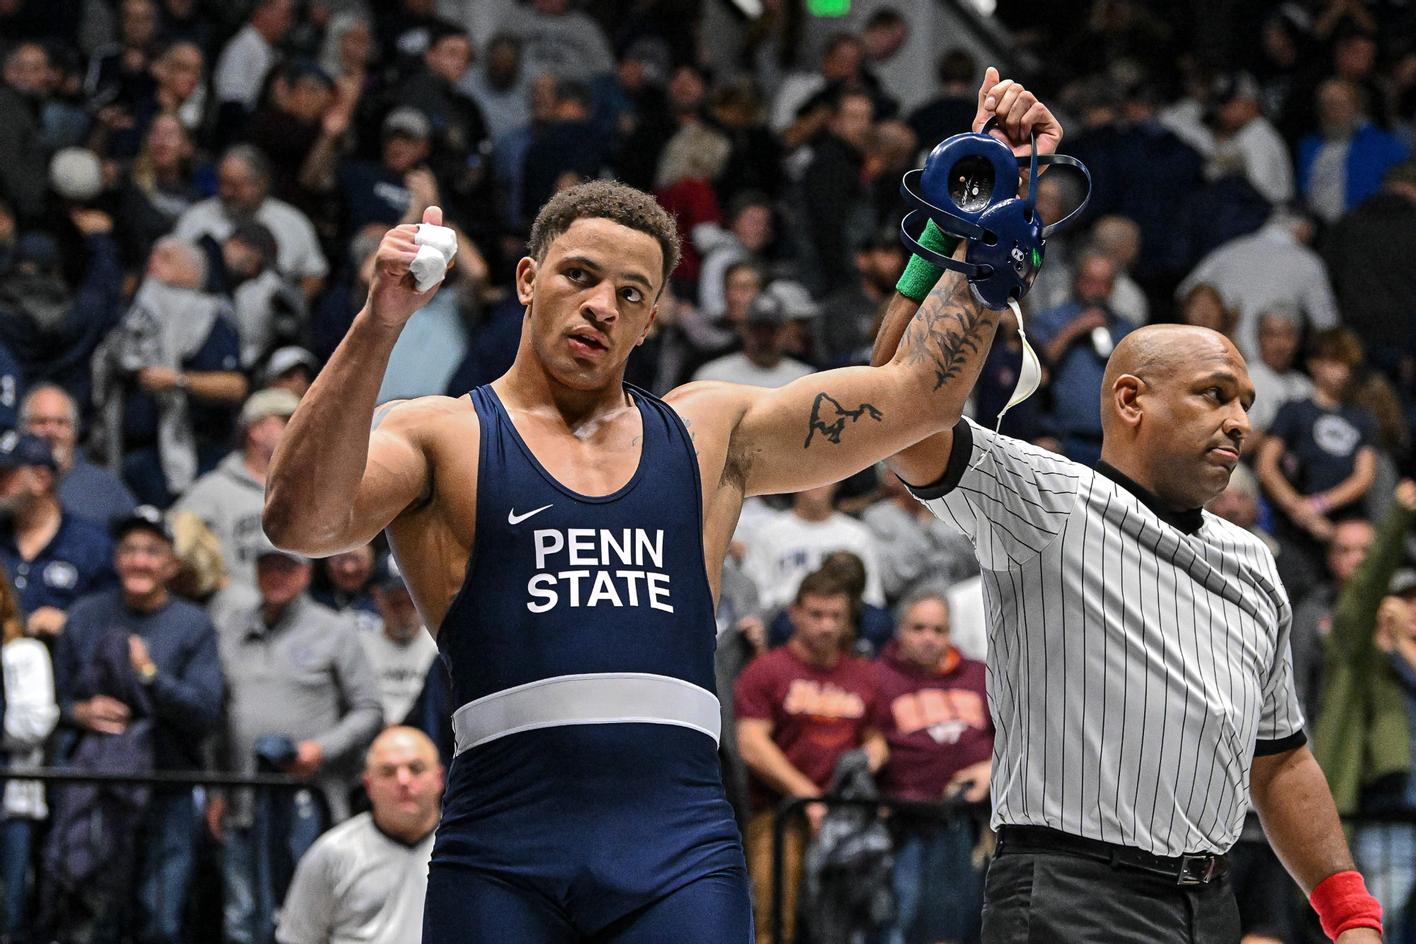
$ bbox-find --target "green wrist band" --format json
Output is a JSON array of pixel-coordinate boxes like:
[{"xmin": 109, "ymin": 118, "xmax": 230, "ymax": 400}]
[{"xmin": 895, "ymin": 219, "xmax": 960, "ymax": 302}]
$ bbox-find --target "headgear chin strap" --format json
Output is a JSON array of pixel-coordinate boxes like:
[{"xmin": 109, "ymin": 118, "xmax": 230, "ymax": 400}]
[
  {"xmin": 899, "ymin": 115, "xmax": 1091, "ymax": 311},
  {"xmin": 899, "ymin": 116, "xmax": 1090, "ymax": 465},
  {"xmin": 966, "ymin": 297, "xmax": 1042, "ymax": 469}
]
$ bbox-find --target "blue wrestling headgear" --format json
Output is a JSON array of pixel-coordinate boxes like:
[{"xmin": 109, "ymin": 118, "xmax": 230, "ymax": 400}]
[{"xmin": 899, "ymin": 115, "xmax": 1092, "ymax": 310}]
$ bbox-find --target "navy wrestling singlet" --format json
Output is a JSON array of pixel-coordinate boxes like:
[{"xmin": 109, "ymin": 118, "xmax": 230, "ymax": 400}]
[{"xmin": 422, "ymin": 384, "xmax": 752, "ymax": 943}]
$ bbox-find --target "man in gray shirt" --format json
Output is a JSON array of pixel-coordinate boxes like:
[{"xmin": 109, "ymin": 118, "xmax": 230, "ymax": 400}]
[
  {"xmin": 276, "ymin": 727, "xmax": 443, "ymax": 944},
  {"xmin": 212, "ymin": 544, "xmax": 383, "ymax": 944},
  {"xmin": 177, "ymin": 388, "xmax": 298, "ymax": 589}
]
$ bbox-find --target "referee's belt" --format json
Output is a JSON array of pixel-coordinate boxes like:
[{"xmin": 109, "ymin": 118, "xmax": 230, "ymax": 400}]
[{"xmin": 995, "ymin": 826, "xmax": 1229, "ymax": 887}]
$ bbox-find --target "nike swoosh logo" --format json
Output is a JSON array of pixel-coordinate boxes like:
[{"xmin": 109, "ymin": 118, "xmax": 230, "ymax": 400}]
[{"xmin": 507, "ymin": 504, "xmax": 554, "ymax": 526}]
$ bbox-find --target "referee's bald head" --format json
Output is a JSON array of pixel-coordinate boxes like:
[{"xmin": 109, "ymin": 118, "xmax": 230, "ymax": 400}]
[{"xmin": 1099, "ymin": 325, "xmax": 1254, "ymax": 511}]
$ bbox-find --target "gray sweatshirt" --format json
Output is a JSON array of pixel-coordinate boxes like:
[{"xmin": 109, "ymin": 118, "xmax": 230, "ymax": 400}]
[
  {"xmin": 216, "ymin": 594, "xmax": 383, "ymax": 824},
  {"xmin": 175, "ymin": 451, "xmax": 267, "ymax": 588}
]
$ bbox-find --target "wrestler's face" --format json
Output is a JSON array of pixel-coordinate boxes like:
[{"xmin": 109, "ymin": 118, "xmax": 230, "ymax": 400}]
[
  {"xmin": 517, "ymin": 218, "xmax": 662, "ymax": 391},
  {"xmin": 1136, "ymin": 334, "xmax": 1254, "ymax": 509}
]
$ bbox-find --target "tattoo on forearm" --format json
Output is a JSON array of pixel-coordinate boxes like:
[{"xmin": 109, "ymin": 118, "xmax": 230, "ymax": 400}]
[
  {"xmin": 804, "ymin": 393, "xmax": 883, "ymax": 448},
  {"xmin": 899, "ymin": 277, "xmax": 996, "ymax": 391}
]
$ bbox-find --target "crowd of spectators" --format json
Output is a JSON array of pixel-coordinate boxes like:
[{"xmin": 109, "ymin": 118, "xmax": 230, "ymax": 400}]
[{"xmin": 0, "ymin": 0, "xmax": 1415, "ymax": 941}]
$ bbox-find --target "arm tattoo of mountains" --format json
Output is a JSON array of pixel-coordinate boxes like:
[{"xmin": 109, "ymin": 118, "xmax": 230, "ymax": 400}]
[
  {"xmin": 899, "ymin": 277, "xmax": 994, "ymax": 391},
  {"xmin": 804, "ymin": 393, "xmax": 883, "ymax": 448}
]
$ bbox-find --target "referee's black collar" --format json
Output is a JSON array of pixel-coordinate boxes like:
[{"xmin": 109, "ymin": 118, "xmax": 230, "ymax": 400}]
[{"xmin": 1094, "ymin": 461, "xmax": 1205, "ymax": 535}]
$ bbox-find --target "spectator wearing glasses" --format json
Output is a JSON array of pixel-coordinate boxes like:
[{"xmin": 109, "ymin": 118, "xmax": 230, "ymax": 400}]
[
  {"xmin": 53, "ymin": 505, "xmax": 223, "ymax": 944},
  {"xmin": 20, "ymin": 383, "xmax": 137, "ymax": 529}
]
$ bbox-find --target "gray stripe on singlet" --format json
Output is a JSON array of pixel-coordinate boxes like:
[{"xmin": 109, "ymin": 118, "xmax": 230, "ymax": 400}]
[{"xmin": 451, "ymin": 672, "xmax": 722, "ymax": 755}]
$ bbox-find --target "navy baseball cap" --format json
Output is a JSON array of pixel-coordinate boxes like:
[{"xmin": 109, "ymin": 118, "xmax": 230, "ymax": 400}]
[
  {"xmin": 0, "ymin": 430, "xmax": 56, "ymax": 470},
  {"xmin": 113, "ymin": 505, "xmax": 174, "ymax": 545}
]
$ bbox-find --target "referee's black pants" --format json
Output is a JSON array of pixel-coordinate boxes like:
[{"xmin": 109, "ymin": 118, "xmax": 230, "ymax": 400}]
[{"xmin": 981, "ymin": 851, "xmax": 1241, "ymax": 943}]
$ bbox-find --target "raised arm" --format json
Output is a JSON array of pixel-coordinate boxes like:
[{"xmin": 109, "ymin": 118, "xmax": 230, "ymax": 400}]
[
  {"xmin": 706, "ymin": 267, "xmax": 1001, "ymax": 497},
  {"xmin": 866, "ymin": 69, "xmax": 1063, "ymax": 487},
  {"xmin": 704, "ymin": 71, "xmax": 1060, "ymax": 496},
  {"xmin": 263, "ymin": 208, "xmax": 450, "ymax": 555}
]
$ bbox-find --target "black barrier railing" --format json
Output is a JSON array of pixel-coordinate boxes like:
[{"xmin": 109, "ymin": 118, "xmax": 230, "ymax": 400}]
[
  {"xmin": 769, "ymin": 792, "xmax": 984, "ymax": 944},
  {"xmin": 0, "ymin": 765, "xmax": 306, "ymax": 944},
  {"xmin": 3, "ymin": 766, "xmax": 305, "ymax": 788}
]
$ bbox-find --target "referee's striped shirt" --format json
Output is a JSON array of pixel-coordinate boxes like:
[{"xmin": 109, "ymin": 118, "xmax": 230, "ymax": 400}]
[{"xmin": 909, "ymin": 418, "xmax": 1306, "ymax": 858}]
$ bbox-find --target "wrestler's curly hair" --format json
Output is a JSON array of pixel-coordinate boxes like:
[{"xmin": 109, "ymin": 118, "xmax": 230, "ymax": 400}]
[{"xmin": 527, "ymin": 180, "xmax": 681, "ymax": 291}]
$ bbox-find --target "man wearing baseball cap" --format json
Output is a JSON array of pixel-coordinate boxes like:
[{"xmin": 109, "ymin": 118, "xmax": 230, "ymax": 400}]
[
  {"xmin": 0, "ymin": 431, "xmax": 115, "ymax": 638},
  {"xmin": 359, "ymin": 554, "xmax": 439, "ymax": 727},
  {"xmin": 691, "ymin": 281, "xmax": 817, "ymax": 388},
  {"xmin": 174, "ymin": 388, "xmax": 300, "ymax": 588},
  {"xmin": 54, "ymin": 504, "xmax": 223, "ymax": 944},
  {"xmin": 310, "ymin": 105, "xmax": 434, "ymax": 233},
  {"xmin": 261, "ymin": 346, "xmax": 319, "ymax": 399},
  {"xmin": 212, "ymin": 534, "xmax": 383, "ymax": 944}
]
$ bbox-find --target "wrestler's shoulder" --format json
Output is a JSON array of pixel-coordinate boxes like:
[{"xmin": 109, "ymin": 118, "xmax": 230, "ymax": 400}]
[
  {"xmin": 663, "ymin": 380, "xmax": 753, "ymax": 433},
  {"xmin": 372, "ymin": 394, "xmax": 478, "ymax": 434}
]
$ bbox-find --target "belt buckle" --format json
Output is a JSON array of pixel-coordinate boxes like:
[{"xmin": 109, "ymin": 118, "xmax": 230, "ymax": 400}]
[{"xmin": 1176, "ymin": 854, "xmax": 1214, "ymax": 886}]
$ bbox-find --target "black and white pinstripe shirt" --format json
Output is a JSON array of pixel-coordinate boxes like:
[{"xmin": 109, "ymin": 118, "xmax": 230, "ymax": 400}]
[{"xmin": 910, "ymin": 418, "xmax": 1306, "ymax": 857}]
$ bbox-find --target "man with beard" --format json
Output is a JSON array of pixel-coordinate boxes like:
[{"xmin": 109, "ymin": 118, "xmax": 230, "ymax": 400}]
[
  {"xmin": 816, "ymin": 227, "xmax": 906, "ymax": 366},
  {"xmin": 173, "ymin": 144, "xmax": 328, "ymax": 298},
  {"xmin": 20, "ymin": 383, "xmax": 137, "ymax": 529}
]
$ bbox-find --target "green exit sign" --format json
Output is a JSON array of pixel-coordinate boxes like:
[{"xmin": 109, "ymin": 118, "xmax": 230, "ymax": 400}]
[{"xmin": 806, "ymin": 0, "xmax": 850, "ymax": 15}]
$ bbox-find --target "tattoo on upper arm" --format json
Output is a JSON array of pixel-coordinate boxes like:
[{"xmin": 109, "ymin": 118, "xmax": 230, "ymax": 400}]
[
  {"xmin": 804, "ymin": 393, "xmax": 883, "ymax": 448},
  {"xmin": 900, "ymin": 277, "xmax": 996, "ymax": 391}
]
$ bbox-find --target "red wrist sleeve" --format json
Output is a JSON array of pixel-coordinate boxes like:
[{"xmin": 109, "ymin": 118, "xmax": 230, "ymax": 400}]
[{"xmin": 1309, "ymin": 870, "xmax": 1382, "ymax": 940}]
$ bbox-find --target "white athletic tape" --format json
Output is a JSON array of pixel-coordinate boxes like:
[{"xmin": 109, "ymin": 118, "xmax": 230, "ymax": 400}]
[{"xmin": 411, "ymin": 223, "xmax": 458, "ymax": 292}]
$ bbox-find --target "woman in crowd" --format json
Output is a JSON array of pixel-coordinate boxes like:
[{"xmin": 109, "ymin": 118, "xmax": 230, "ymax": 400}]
[{"xmin": 0, "ymin": 565, "xmax": 59, "ymax": 942}]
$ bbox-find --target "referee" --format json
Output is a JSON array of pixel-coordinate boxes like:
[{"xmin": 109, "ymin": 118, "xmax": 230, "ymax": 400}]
[{"xmin": 870, "ymin": 76, "xmax": 1381, "ymax": 943}]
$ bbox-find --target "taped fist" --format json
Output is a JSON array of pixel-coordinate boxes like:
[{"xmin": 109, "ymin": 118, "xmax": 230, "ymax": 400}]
[{"xmin": 367, "ymin": 205, "xmax": 457, "ymax": 329}]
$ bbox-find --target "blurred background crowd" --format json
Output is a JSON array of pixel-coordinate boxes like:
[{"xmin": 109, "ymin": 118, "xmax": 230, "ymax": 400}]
[{"xmin": 1, "ymin": 0, "xmax": 1416, "ymax": 942}]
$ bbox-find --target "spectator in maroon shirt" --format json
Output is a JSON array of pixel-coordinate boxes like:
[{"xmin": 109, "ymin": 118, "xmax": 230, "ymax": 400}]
[
  {"xmin": 874, "ymin": 592, "xmax": 992, "ymax": 944},
  {"xmin": 734, "ymin": 567, "xmax": 887, "ymax": 944}
]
